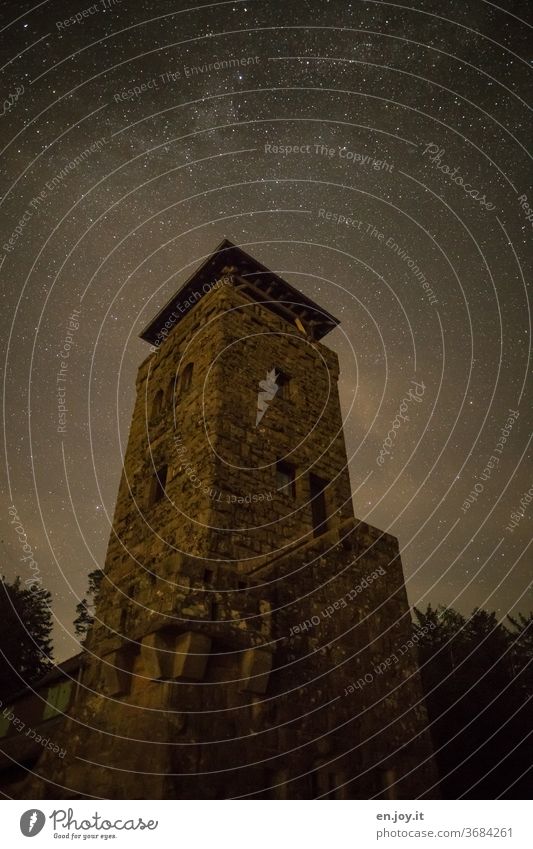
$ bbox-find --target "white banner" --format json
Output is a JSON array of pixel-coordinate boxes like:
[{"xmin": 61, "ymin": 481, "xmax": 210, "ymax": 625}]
[{"xmin": 2, "ymin": 800, "xmax": 529, "ymax": 848}]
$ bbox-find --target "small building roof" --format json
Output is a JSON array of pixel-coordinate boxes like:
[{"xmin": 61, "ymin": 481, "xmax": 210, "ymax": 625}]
[
  {"xmin": 4, "ymin": 651, "xmax": 84, "ymax": 704},
  {"xmin": 139, "ymin": 239, "xmax": 340, "ymax": 344}
]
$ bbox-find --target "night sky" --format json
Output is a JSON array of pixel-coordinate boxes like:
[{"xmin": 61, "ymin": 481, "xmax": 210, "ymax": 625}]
[{"xmin": 1, "ymin": 0, "xmax": 531, "ymax": 662}]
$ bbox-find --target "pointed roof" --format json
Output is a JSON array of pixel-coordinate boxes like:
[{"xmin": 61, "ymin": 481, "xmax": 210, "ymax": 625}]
[{"xmin": 139, "ymin": 239, "xmax": 340, "ymax": 344}]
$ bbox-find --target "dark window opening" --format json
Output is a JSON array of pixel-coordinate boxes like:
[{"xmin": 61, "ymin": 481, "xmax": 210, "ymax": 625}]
[
  {"xmin": 150, "ymin": 464, "xmax": 168, "ymax": 505},
  {"xmin": 166, "ymin": 377, "xmax": 177, "ymax": 407},
  {"xmin": 309, "ymin": 473, "xmax": 329, "ymax": 537},
  {"xmin": 180, "ymin": 362, "xmax": 194, "ymax": 394},
  {"xmin": 276, "ymin": 460, "xmax": 296, "ymax": 497},
  {"xmin": 152, "ymin": 388, "xmax": 164, "ymax": 418},
  {"xmin": 275, "ymin": 370, "xmax": 291, "ymax": 400}
]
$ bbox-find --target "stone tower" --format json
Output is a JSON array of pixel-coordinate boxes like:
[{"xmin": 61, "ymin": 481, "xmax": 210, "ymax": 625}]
[{"xmin": 24, "ymin": 240, "xmax": 439, "ymax": 799}]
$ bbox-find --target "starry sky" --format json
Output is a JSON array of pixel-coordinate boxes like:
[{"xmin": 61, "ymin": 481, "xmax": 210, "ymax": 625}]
[{"xmin": 0, "ymin": 0, "xmax": 531, "ymax": 662}]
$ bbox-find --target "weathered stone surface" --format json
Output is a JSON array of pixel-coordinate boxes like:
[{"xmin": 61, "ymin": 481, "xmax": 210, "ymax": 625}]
[
  {"xmin": 101, "ymin": 650, "xmax": 134, "ymax": 696},
  {"xmin": 239, "ymin": 648, "xmax": 273, "ymax": 694},
  {"xmin": 139, "ymin": 632, "xmax": 172, "ymax": 680},
  {"xmin": 172, "ymin": 632, "xmax": 211, "ymax": 680}
]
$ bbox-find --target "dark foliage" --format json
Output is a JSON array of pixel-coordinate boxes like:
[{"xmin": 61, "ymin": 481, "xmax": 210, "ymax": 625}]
[
  {"xmin": 73, "ymin": 568, "xmax": 104, "ymax": 642},
  {"xmin": 414, "ymin": 605, "xmax": 532, "ymax": 799},
  {"xmin": 0, "ymin": 576, "xmax": 53, "ymax": 698}
]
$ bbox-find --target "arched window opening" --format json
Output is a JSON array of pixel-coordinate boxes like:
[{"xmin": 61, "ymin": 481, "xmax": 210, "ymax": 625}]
[
  {"xmin": 166, "ymin": 377, "xmax": 177, "ymax": 408},
  {"xmin": 275, "ymin": 369, "xmax": 291, "ymax": 400},
  {"xmin": 309, "ymin": 473, "xmax": 329, "ymax": 537},
  {"xmin": 276, "ymin": 460, "xmax": 296, "ymax": 497},
  {"xmin": 152, "ymin": 388, "xmax": 164, "ymax": 418},
  {"xmin": 149, "ymin": 464, "xmax": 168, "ymax": 505},
  {"xmin": 180, "ymin": 362, "xmax": 194, "ymax": 394}
]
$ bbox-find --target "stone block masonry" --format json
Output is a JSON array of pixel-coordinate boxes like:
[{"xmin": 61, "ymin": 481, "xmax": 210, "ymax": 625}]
[{"xmin": 15, "ymin": 241, "xmax": 438, "ymax": 800}]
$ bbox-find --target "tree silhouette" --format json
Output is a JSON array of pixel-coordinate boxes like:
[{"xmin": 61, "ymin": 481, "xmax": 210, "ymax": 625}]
[
  {"xmin": 73, "ymin": 568, "xmax": 104, "ymax": 642},
  {"xmin": 414, "ymin": 604, "xmax": 532, "ymax": 799},
  {"xmin": 507, "ymin": 612, "xmax": 533, "ymax": 695},
  {"xmin": 0, "ymin": 576, "xmax": 53, "ymax": 698}
]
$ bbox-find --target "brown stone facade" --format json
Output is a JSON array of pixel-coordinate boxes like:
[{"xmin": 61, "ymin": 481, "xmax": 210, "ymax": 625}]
[{"xmin": 18, "ymin": 241, "xmax": 439, "ymax": 799}]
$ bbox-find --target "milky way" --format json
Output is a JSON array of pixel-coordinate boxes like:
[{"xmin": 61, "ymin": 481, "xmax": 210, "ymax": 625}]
[{"xmin": 0, "ymin": 0, "xmax": 531, "ymax": 661}]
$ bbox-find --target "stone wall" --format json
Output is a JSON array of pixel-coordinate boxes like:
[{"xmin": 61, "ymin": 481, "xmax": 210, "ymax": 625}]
[
  {"xmin": 249, "ymin": 517, "xmax": 440, "ymax": 799},
  {"xmin": 20, "ymin": 519, "xmax": 438, "ymax": 799}
]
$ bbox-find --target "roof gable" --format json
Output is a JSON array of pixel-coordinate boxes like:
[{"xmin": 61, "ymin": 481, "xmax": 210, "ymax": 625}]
[{"xmin": 139, "ymin": 239, "xmax": 340, "ymax": 344}]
